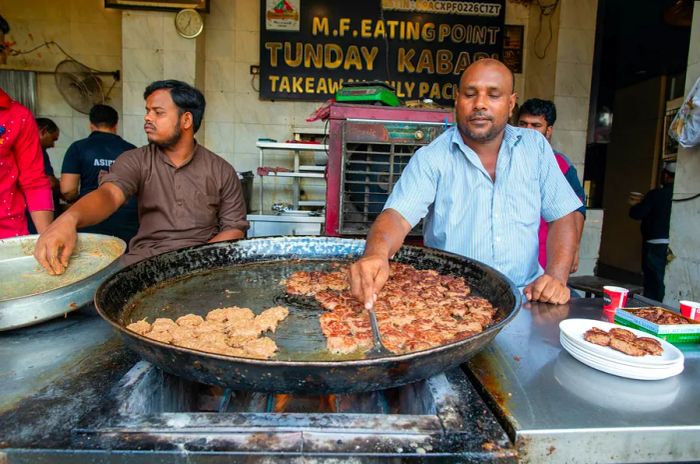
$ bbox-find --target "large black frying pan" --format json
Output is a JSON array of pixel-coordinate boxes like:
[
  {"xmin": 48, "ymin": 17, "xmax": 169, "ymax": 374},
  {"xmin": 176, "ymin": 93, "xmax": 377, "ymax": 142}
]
[{"xmin": 95, "ymin": 236, "xmax": 521, "ymax": 393}]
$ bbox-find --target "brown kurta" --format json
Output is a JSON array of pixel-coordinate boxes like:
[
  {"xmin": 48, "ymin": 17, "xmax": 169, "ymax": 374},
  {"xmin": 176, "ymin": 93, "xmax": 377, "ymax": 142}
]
[{"xmin": 100, "ymin": 143, "xmax": 249, "ymax": 265}]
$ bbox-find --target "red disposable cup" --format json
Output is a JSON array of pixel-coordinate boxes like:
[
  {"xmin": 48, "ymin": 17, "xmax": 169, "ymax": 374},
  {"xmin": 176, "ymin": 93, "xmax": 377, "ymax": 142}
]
[
  {"xmin": 603, "ymin": 286, "xmax": 629, "ymax": 311},
  {"xmin": 602, "ymin": 309, "xmax": 616, "ymax": 323},
  {"xmin": 679, "ymin": 300, "xmax": 700, "ymax": 321}
]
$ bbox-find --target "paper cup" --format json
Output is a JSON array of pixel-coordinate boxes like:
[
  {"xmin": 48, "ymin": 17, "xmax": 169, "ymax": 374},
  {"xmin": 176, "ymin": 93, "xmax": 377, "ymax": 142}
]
[
  {"xmin": 628, "ymin": 192, "xmax": 644, "ymax": 205},
  {"xmin": 603, "ymin": 286, "xmax": 629, "ymax": 311},
  {"xmin": 679, "ymin": 300, "xmax": 700, "ymax": 321}
]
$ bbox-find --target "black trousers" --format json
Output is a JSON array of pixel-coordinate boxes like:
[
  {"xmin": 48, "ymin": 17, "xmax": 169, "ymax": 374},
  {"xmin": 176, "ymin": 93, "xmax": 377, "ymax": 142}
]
[{"xmin": 642, "ymin": 242, "xmax": 668, "ymax": 302}]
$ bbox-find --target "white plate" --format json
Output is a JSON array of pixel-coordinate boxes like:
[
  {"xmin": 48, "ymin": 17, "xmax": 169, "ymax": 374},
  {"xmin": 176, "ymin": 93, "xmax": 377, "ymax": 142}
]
[
  {"xmin": 560, "ymin": 337, "xmax": 684, "ymax": 380},
  {"xmin": 553, "ymin": 351, "xmax": 681, "ymax": 411},
  {"xmin": 560, "ymin": 337, "xmax": 682, "ymax": 377},
  {"xmin": 559, "ymin": 336, "xmax": 680, "ymax": 370},
  {"xmin": 559, "ymin": 318, "xmax": 683, "ymax": 367},
  {"xmin": 559, "ymin": 332, "xmax": 680, "ymax": 368}
]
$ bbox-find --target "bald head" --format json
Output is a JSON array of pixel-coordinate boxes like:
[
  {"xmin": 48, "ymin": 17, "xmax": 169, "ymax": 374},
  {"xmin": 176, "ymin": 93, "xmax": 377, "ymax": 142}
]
[
  {"xmin": 460, "ymin": 58, "xmax": 515, "ymax": 93},
  {"xmin": 454, "ymin": 58, "xmax": 517, "ymax": 147}
]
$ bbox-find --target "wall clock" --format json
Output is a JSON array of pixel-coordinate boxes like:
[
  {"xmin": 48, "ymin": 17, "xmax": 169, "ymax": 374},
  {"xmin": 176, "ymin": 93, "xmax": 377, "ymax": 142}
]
[{"xmin": 174, "ymin": 8, "xmax": 203, "ymax": 39}]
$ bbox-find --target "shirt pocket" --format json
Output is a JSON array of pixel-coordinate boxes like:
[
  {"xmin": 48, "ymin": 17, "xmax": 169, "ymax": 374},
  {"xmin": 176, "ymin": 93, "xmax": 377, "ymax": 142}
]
[
  {"xmin": 191, "ymin": 191, "xmax": 220, "ymax": 228},
  {"xmin": 505, "ymin": 174, "xmax": 541, "ymax": 227}
]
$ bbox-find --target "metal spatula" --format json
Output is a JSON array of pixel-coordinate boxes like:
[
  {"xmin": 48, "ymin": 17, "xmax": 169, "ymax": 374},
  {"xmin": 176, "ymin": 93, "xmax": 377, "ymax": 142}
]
[{"xmin": 366, "ymin": 307, "xmax": 392, "ymax": 356}]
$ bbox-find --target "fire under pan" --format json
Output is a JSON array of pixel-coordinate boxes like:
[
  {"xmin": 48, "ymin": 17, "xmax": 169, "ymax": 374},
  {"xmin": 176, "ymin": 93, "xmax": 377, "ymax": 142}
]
[{"xmin": 73, "ymin": 361, "xmax": 516, "ymax": 462}]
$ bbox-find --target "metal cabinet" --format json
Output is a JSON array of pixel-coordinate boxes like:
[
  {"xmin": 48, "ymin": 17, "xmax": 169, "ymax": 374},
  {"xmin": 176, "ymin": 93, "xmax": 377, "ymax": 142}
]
[
  {"xmin": 253, "ymin": 141, "xmax": 328, "ymax": 210},
  {"xmin": 247, "ymin": 213, "xmax": 324, "ymax": 237},
  {"xmin": 247, "ymin": 141, "xmax": 328, "ymax": 237},
  {"xmin": 324, "ymin": 104, "xmax": 454, "ymax": 236}
]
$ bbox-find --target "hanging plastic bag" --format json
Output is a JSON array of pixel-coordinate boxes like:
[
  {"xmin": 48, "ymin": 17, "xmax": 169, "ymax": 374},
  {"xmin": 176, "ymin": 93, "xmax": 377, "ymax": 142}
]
[{"xmin": 669, "ymin": 74, "xmax": 700, "ymax": 148}]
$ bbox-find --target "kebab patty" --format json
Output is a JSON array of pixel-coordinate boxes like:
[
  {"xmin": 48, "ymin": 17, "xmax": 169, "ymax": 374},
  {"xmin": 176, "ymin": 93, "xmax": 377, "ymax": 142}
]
[
  {"xmin": 583, "ymin": 327, "xmax": 610, "ymax": 346},
  {"xmin": 285, "ymin": 262, "xmax": 496, "ymax": 356},
  {"xmin": 634, "ymin": 307, "xmax": 690, "ymax": 325},
  {"xmin": 609, "ymin": 336, "xmax": 647, "ymax": 357},
  {"xmin": 583, "ymin": 326, "xmax": 663, "ymax": 356},
  {"xmin": 126, "ymin": 305, "xmax": 289, "ymax": 359}
]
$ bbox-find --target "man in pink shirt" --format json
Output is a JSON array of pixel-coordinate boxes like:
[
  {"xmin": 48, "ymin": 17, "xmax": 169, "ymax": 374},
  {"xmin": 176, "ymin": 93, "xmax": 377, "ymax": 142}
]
[
  {"xmin": 517, "ymin": 98, "xmax": 586, "ymax": 273},
  {"xmin": 0, "ymin": 87, "xmax": 53, "ymax": 238}
]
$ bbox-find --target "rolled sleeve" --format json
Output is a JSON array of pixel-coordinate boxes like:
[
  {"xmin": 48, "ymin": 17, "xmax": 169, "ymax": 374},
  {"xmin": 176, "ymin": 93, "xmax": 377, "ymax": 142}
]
[
  {"xmin": 99, "ymin": 149, "xmax": 142, "ymax": 200},
  {"xmin": 562, "ymin": 164, "xmax": 587, "ymax": 218},
  {"xmin": 217, "ymin": 164, "xmax": 250, "ymax": 233},
  {"xmin": 382, "ymin": 147, "xmax": 438, "ymax": 227},
  {"xmin": 539, "ymin": 142, "xmax": 583, "ymax": 222},
  {"xmin": 24, "ymin": 188, "xmax": 53, "ymax": 212}
]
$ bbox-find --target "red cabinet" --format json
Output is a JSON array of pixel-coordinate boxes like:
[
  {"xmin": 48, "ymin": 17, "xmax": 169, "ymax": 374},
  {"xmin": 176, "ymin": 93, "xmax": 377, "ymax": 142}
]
[{"xmin": 324, "ymin": 103, "xmax": 454, "ymax": 236}]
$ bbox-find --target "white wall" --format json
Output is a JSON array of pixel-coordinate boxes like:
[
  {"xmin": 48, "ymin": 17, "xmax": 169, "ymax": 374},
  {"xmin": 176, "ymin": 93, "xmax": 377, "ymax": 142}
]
[
  {"xmin": 665, "ymin": 2, "xmax": 700, "ymax": 303},
  {"xmin": 0, "ymin": 0, "xmax": 123, "ymax": 175},
  {"xmin": 202, "ymin": 0, "xmax": 328, "ymax": 209},
  {"xmin": 519, "ymin": 0, "xmax": 600, "ymax": 276}
]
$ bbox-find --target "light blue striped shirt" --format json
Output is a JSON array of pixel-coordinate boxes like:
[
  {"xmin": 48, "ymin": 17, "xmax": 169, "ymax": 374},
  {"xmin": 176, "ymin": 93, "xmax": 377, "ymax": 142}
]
[{"xmin": 384, "ymin": 125, "xmax": 583, "ymax": 287}]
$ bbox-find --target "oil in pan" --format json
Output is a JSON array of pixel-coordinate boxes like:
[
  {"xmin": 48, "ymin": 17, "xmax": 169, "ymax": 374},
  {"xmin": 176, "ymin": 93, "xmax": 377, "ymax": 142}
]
[{"xmin": 123, "ymin": 260, "xmax": 363, "ymax": 361}]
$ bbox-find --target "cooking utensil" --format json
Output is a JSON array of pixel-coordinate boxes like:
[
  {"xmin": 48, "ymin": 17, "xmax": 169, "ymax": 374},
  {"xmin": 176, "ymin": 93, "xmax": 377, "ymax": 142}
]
[
  {"xmin": 0, "ymin": 233, "xmax": 125, "ymax": 331},
  {"xmin": 366, "ymin": 306, "xmax": 392, "ymax": 356},
  {"xmin": 95, "ymin": 236, "xmax": 521, "ymax": 393}
]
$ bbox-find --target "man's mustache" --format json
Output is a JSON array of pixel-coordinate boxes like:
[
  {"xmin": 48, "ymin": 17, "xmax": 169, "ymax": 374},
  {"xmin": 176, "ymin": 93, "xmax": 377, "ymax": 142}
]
[{"xmin": 469, "ymin": 111, "xmax": 493, "ymax": 121}]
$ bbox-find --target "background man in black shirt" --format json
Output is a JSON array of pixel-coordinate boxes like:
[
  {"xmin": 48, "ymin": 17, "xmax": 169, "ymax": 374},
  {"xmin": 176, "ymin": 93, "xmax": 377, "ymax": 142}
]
[
  {"xmin": 60, "ymin": 104, "xmax": 139, "ymax": 246},
  {"xmin": 629, "ymin": 162, "xmax": 675, "ymax": 301}
]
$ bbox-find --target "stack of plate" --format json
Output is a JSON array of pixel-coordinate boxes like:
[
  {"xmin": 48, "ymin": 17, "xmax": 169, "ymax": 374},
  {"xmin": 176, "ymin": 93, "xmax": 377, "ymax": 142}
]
[{"xmin": 559, "ymin": 319, "xmax": 684, "ymax": 380}]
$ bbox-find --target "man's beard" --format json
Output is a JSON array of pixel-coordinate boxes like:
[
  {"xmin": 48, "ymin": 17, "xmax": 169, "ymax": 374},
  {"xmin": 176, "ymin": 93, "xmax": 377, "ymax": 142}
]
[
  {"xmin": 459, "ymin": 113, "xmax": 505, "ymax": 143},
  {"xmin": 153, "ymin": 124, "xmax": 182, "ymax": 149},
  {"xmin": 462, "ymin": 123, "xmax": 503, "ymax": 142}
]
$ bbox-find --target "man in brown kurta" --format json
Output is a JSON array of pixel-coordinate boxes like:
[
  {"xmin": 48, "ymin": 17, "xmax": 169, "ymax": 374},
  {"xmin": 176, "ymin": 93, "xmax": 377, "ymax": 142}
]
[
  {"xmin": 101, "ymin": 142, "xmax": 248, "ymax": 264},
  {"xmin": 34, "ymin": 79, "xmax": 248, "ymax": 273}
]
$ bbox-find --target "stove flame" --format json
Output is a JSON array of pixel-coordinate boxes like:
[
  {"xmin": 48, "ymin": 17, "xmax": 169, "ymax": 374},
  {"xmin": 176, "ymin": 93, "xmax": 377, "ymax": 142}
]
[{"xmin": 272, "ymin": 393, "xmax": 337, "ymax": 413}]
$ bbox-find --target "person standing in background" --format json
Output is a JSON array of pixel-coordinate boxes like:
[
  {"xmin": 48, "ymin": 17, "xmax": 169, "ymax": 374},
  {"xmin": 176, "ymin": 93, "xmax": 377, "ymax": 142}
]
[
  {"xmin": 517, "ymin": 98, "xmax": 587, "ymax": 273},
  {"xmin": 629, "ymin": 162, "xmax": 675, "ymax": 302},
  {"xmin": 0, "ymin": 86, "xmax": 53, "ymax": 238},
  {"xmin": 60, "ymin": 104, "xmax": 139, "ymax": 246},
  {"xmin": 26, "ymin": 118, "xmax": 61, "ymax": 234}
]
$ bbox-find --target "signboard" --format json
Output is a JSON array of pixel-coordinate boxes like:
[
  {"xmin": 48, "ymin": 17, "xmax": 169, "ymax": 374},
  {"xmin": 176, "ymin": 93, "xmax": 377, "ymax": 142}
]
[{"xmin": 259, "ymin": 0, "xmax": 505, "ymax": 105}]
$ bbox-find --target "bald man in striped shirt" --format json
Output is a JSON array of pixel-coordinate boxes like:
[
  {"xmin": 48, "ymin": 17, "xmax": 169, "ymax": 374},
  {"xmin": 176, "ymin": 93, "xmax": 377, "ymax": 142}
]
[{"xmin": 350, "ymin": 59, "xmax": 582, "ymax": 307}]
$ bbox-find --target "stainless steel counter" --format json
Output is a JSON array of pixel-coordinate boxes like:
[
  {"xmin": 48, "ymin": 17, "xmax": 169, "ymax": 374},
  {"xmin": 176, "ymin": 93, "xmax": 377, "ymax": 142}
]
[{"xmin": 469, "ymin": 296, "xmax": 700, "ymax": 463}]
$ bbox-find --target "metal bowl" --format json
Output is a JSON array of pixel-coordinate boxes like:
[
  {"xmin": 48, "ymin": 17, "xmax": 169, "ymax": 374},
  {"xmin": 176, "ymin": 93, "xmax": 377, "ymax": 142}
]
[{"xmin": 0, "ymin": 233, "xmax": 125, "ymax": 331}]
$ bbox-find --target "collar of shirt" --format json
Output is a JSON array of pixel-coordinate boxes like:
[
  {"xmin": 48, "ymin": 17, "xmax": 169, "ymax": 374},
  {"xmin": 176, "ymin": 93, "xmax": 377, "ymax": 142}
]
[
  {"xmin": 154, "ymin": 140, "xmax": 199, "ymax": 169},
  {"xmin": 448, "ymin": 125, "xmax": 523, "ymax": 180},
  {"xmin": 88, "ymin": 130, "xmax": 119, "ymax": 139}
]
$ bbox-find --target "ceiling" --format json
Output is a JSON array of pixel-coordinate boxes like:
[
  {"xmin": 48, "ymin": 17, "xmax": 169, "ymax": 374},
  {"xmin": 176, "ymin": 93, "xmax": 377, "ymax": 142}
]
[{"xmin": 600, "ymin": 0, "xmax": 692, "ymax": 90}]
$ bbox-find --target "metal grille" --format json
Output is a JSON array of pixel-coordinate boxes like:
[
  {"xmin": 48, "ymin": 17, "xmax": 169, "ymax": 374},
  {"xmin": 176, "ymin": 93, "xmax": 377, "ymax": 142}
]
[
  {"xmin": 0, "ymin": 70, "xmax": 37, "ymax": 113},
  {"xmin": 339, "ymin": 120, "xmax": 449, "ymax": 235}
]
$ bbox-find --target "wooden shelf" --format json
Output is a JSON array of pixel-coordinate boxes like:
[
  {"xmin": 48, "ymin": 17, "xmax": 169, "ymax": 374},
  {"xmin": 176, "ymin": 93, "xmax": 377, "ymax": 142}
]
[
  {"xmin": 299, "ymin": 165, "xmax": 325, "ymax": 171},
  {"xmin": 255, "ymin": 141, "xmax": 328, "ymax": 151},
  {"xmin": 262, "ymin": 172, "xmax": 324, "ymax": 178},
  {"xmin": 298, "ymin": 200, "xmax": 325, "ymax": 207}
]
